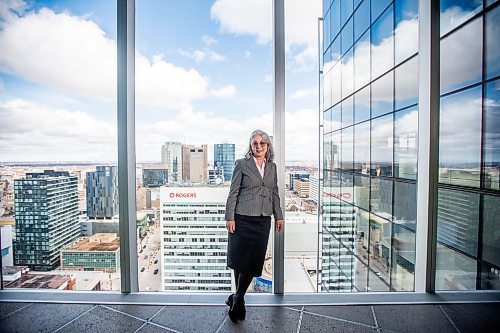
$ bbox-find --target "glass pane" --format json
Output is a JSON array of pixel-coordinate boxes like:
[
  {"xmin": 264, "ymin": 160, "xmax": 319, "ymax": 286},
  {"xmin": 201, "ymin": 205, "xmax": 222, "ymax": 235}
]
[
  {"xmin": 439, "ymin": 87, "xmax": 482, "ymax": 187},
  {"xmin": 368, "ymin": 214, "xmax": 391, "ymax": 289},
  {"xmin": 341, "ymin": 173, "xmax": 354, "ymax": 204},
  {"xmin": 341, "ymin": 127, "xmax": 354, "ymax": 171},
  {"xmin": 394, "ymin": 107, "xmax": 418, "ymax": 179},
  {"xmin": 354, "ymin": 175, "xmax": 370, "ymax": 210},
  {"xmin": 342, "ymin": 48, "xmax": 355, "ymax": 98},
  {"xmin": 482, "ymin": 194, "xmax": 500, "ymax": 267},
  {"xmin": 485, "ymin": 3, "xmax": 500, "ymax": 79},
  {"xmin": 332, "ymin": 61, "xmax": 342, "ymax": 105},
  {"xmin": 332, "ymin": 103, "xmax": 342, "ymax": 132},
  {"xmin": 354, "ymin": 121, "xmax": 371, "ymax": 174},
  {"xmin": 342, "ymin": 96, "xmax": 354, "ymax": 127},
  {"xmin": 354, "ymin": 30, "xmax": 371, "ymax": 91},
  {"xmin": 332, "ymin": 0, "xmax": 342, "ymax": 40},
  {"xmin": 371, "ymin": 114, "xmax": 394, "ymax": 177},
  {"xmin": 480, "ymin": 261, "xmax": 500, "ymax": 290},
  {"xmin": 440, "ymin": 17, "xmax": 482, "ymax": 95},
  {"xmin": 395, "ymin": 56, "xmax": 418, "ymax": 110},
  {"xmin": 371, "ymin": 4, "xmax": 394, "ymax": 79},
  {"xmin": 355, "ymin": 208, "xmax": 370, "ymax": 291},
  {"xmin": 436, "ymin": 243, "xmax": 477, "ymax": 290},
  {"xmin": 324, "ymin": 9, "xmax": 331, "ymax": 50},
  {"xmin": 324, "ymin": 69, "xmax": 332, "ymax": 108},
  {"xmin": 391, "ymin": 224, "xmax": 415, "ymax": 291},
  {"xmin": 371, "ymin": 71, "xmax": 394, "ymax": 118},
  {"xmin": 324, "ymin": 133, "xmax": 334, "ymax": 170},
  {"xmin": 437, "ymin": 188, "xmax": 479, "ymax": 256},
  {"xmin": 341, "ymin": 16, "xmax": 354, "ymax": 55},
  {"xmin": 371, "ymin": 0, "xmax": 392, "ymax": 23},
  {"xmin": 483, "ymin": 80, "xmax": 500, "ymax": 190},
  {"xmin": 2, "ymin": 0, "xmax": 119, "ymax": 291},
  {"xmin": 332, "ymin": 34, "xmax": 342, "ymax": 64},
  {"xmin": 332, "ymin": 131, "xmax": 342, "ymax": 170},
  {"xmin": 324, "ymin": 108, "xmax": 333, "ymax": 134},
  {"xmin": 395, "ymin": 0, "xmax": 419, "ymax": 64},
  {"xmin": 440, "ymin": 0, "xmax": 483, "ymax": 36},
  {"xmin": 370, "ymin": 178, "xmax": 393, "ymax": 219},
  {"xmin": 341, "ymin": 0, "xmax": 354, "ymax": 27},
  {"xmin": 393, "ymin": 181, "xmax": 417, "ymax": 231},
  {"xmin": 354, "ymin": 0, "xmax": 370, "ymax": 41},
  {"xmin": 354, "ymin": 84, "xmax": 371, "ymax": 123}
]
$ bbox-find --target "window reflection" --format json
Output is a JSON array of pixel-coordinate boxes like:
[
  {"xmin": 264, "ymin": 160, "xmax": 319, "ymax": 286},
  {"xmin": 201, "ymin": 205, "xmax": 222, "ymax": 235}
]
[
  {"xmin": 341, "ymin": 126, "xmax": 354, "ymax": 171},
  {"xmin": 354, "ymin": 0, "xmax": 370, "ymax": 41},
  {"xmin": 332, "ymin": 103, "xmax": 342, "ymax": 132},
  {"xmin": 332, "ymin": 131, "xmax": 342, "ymax": 170},
  {"xmin": 354, "ymin": 121, "xmax": 370, "ymax": 174},
  {"xmin": 341, "ymin": 16, "xmax": 354, "ymax": 55},
  {"xmin": 354, "ymin": 30, "xmax": 371, "ymax": 91},
  {"xmin": 394, "ymin": 107, "xmax": 418, "ymax": 179},
  {"xmin": 393, "ymin": 181, "xmax": 416, "ymax": 231},
  {"xmin": 440, "ymin": 0, "xmax": 482, "ymax": 36},
  {"xmin": 483, "ymin": 80, "xmax": 500, "ymax": 190},
  {"xmin": 370, "ymin": 178, "xmax": 393, "ymax": 219},
  {"xmin": 371, "ymin": 0, "xmax": 392, "ymax": 23},
  {"xmin": 332, "ymin": 62, "xmax": 342, "ymax": 105},
  {"xmin": 371, "ymin": 71, "xmax": 394, "ymax": 118},
  {"xmin": 324, "ymin": 69, "xmax": 332, "ymax": 108},
  {"xmin": 354, "ymin": 175, "xmax": 370, "ymax": 210},
  {"xmin": 395, "ymin": 56, "xmax": 418, "ymax": 110},
  {"xmin": 368, "ymin": 214, "xmax": 391, "ymax": 288},
  {"xmin": 341, "ymin": 173, "xmax": 354, "ymax": 203},
  {"xmin": 332, "ymin": 35, "xmax": 342, "ymax": 64},
  {"xmin": 324, "ymin": 108, "xmax": 332, "ymax": 134},
  {"xmin": 371, "ymin": 4, "xmax": 394, "ymax": 80},
  {"xmin": 439, "ymin": 87, "xmax": 482, "ymax": 187},
  {"xmin": 354, "ymin": 84, "xmax": 370, "ymax": 123},
  {"xmin": 331, "ymin": 0, "xmax": 341, "ymax": 40},
  {"xmin": 371, "ymin": 113, "xmax": 393, "ymax": 177},
  {"xmin": 436, "ymin": 243, "xmax": 477, "ymax": 290},
  {"xmin": 440, "ymin": 17, "xmax": 482, "ymax": 95},
  {"xmin": 395, "ymin": 0, "xmax": 419, "ymax": 64},
  {"xmin": 391, "ymin": 224, "xmax": 415, "ymax": 291},
  {"xmin": 482, "ymin": 195, "xmax": 500, "ymax": 267},
  {"xmin": 341, "ymin": 0, "xmax": 354, "ymax": 27},
  {"xmin": 342, "ymin": 49, "xmax": 354, "ymax": 98},
  {"xmin": 486, "ymin": 5, "xmax": 500, "ymax": 80},
  {"xmin": 342, "ymin": 96, "xmax": 354, "ymax": 127},
  {"xmin": 324, "ymin": 9, "xmax": 331, "ymax": 50},
  {"xmin": 437, "ymin": 188, "xmax": 479, "ymax": 256},
  {"xmin": 324, "ymin": 133, "xmax": 334, "ymax": 170}
]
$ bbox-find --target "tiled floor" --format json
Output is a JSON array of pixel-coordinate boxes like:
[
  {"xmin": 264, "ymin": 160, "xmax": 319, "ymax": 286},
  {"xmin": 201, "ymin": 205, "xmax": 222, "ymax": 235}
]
[{"xmin": 1, "ymin": 302, "xmax": 499, "ymax": 333}]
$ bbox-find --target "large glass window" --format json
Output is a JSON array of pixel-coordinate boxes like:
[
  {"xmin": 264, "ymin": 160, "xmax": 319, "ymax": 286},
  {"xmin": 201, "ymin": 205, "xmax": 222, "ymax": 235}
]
[
  {"xmin": 371, "ymin": 4, "xmax": 394, "ymax": 80},
  {"xmin": 371, "ymin": 114, "xmax": 393, "ymax": 177},
  {"xmin": 394, "ymin": 107, "xmax": 418, "ymax": 179},
  {"xmin": 486, "ymin": 5, "xmax": 500, "ymax": 79},
  {"xmin": 395, "ymin": 0, "xmax": 419, "ymax": 64},
  {"xmin": 483, "ymin": 80, "xmax": 500, "ymax": 190},
  {"xmin": 371, "ymin": 70, "xmax": 394, "ymax": 118}
]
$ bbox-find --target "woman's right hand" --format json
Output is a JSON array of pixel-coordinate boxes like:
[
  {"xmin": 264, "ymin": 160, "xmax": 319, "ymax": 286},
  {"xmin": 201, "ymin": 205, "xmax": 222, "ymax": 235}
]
[{"xmin": 226, "ymin": 220, "xmax": 235, "ymax": 233}]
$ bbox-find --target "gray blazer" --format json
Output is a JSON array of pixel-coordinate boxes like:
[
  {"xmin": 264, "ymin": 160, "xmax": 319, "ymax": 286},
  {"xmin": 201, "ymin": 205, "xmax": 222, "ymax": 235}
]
[{"xmin": 225, "ymin": 158, "xmax": 283, "ymax": 221}]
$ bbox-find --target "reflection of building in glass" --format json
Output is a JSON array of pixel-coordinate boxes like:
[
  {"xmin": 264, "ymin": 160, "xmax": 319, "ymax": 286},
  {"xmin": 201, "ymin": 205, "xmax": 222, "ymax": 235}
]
[
  {"xmin": 86, "ymin": 166, "xmax": 118, "ymax": 219},
  {"xmin": 182, "ymin": 144, "xmax": 208, "ymax": 183},
  {"xmin": 61, "ymin": 233, "xmax": 120, "ymax": 273},
  {"xmin": 160, "ymin": 186, "xmax": 231, "ymax": 291},
  {"xmin": 142, "ymin": 167, "xmax": 168, "ymax": 188},
  {"xmin": 214, "ymin": 143, "xmax": 235, "ymax": 181},
  {"xmin": 14, "ymin": 170, "xmax": 80, "ymax": 271},
  {"xmin": 161, "ymin": 141, "xmax": 183, "ymax": 182}
]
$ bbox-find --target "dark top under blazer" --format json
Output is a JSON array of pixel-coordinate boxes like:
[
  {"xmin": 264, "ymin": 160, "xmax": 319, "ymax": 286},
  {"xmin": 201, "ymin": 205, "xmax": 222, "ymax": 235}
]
[{"xmin": 225, "ymin": 158, "xmax": 283, "ymax": 221}]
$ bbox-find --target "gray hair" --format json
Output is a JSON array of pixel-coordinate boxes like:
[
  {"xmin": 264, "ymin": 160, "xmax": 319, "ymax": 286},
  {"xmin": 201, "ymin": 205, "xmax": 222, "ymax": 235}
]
[{"xmin": 244, "ymin": 129, "xmax": 275, "ymax": 162}]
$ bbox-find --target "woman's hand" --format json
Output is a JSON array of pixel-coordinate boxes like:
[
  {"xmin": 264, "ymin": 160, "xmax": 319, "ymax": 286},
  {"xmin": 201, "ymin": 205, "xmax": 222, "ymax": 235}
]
[
  {"xmin": 276, "ymin": 219, "xmax": 284, "ymax": 232},
  {"xmin": 226, "ymin": 220, "xmax": 235, "ymax": 233}
]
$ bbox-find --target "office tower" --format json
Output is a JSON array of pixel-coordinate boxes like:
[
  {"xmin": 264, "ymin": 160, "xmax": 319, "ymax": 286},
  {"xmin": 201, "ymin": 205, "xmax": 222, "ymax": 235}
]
[
  {"xmin": 208, "ymin": 165, "xmax": 224, "ymax": 185},
  {"xmin": 160, "ymin": 186, "xmax": 231, "ymax": 291},
  {"xmin": 214, "ymin": 143, "xmax": 235, "ymax": 181},
  {"xmin": 14, "ymin": 170, "xmax": 80, "ymax": 271},
  {"xmin": 182, "ymin": 144, "xmax": 208, "ymax": 183},
  {"xmin": 309, "ymin": 174, "xmax": 320, "ymax": 204},
  {"xmin": 321, "ymin": 0, "xmax": 500, "ymax": 292},
  {"xmin": 161, "ymin": 142, "xmax": 183, "ymax": 182},
  {"xmin": 289, "ymin": 172, "xmax": 310, "ymax": 191},
  {"xmin": 142, "ymin": 168, "xmax": 168, "ymax": 188},
  {"xmin": 86, "ymin": 166, "xmax": 118, "ymax": 219}
]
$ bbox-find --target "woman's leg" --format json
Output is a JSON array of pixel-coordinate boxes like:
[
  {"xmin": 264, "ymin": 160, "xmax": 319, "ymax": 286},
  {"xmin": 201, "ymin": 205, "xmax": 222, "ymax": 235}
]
[{"xmin": 236, "ymin": 272, "xmax": 253, "ymax": 297}]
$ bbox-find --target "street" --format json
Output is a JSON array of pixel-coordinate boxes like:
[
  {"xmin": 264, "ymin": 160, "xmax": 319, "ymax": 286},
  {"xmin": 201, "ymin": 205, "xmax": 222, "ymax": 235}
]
[{"xmin": 138, "ymin": 221, "xmax": 162, "ymax": 291}]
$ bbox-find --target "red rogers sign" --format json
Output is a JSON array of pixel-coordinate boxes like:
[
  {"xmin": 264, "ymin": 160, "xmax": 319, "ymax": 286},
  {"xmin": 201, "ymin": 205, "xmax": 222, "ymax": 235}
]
[
  {"xmin": 169, "ymin": 193, "xmax": 197, "ymax": 198},
  {"xmin": 323, "ymin": 192, "xmax": 352, "ymax": 199}
]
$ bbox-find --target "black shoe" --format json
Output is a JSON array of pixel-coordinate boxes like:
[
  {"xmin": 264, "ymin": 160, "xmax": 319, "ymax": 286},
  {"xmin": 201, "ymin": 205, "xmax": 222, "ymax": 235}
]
[
  {"xmin": 225, "ymin": 294, "xmax": 233, "ymax": 307},
  {"xmin": 228, "ymin": 294, "xmax": 243, "ymax": 323}
]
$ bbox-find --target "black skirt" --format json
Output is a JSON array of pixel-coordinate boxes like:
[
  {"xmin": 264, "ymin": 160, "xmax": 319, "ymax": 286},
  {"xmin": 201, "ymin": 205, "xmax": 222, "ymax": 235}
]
[{"xmin": 227, "ymin": 214, "xmax": 272, "ymax": 277}]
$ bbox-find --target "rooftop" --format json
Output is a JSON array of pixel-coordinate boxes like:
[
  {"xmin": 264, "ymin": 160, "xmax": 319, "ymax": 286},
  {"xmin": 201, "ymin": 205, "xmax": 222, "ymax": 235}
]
[{"xmin": 63, "ymin": 234, "xmax": 120, "ymax": 252}]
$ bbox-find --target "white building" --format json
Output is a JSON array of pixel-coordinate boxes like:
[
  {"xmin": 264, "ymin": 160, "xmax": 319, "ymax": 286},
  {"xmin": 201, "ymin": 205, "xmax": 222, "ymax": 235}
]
[
  {"xmin": 309, "ymin": 174, "xmax": 320, "ymax": 204},
  {"xmin": 160, "ymin": 186, "xmax": 231, "ymax": 291},
  {"xmin": 1, "ymin": 225, "xmax": 13, "ymax": 266}
]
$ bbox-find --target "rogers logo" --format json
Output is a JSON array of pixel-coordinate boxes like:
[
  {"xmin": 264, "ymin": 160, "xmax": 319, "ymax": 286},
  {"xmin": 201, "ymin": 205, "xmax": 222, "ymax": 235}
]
[
  {"xmin": 323, "ymin": 192, "xmax": 352, "ymax": 199},
  {"xmin": 169, "ymin": 192, "xmax": 197, "ymax": 198}
]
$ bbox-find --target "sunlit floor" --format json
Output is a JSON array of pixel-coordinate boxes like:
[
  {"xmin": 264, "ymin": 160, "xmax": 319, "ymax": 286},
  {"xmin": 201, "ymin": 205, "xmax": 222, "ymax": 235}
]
[{"xmin": 1, "ymin": 301, "xmax": 498, "ymax": 332}]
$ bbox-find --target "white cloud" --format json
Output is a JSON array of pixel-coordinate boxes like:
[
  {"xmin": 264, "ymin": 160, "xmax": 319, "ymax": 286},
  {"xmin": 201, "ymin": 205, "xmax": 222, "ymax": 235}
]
[
  {"xmin": 291, "ymin": 87, "xmax": 317, "ymax": 99},
  {"xmin": 264, "ymin": 74, "xmax": 272, "ymax": 82},
  {"xmin": 210, "ymin": 84, "xmax": 236, "ymax": 98},
  {"xmin": 285, "ymin": 108, "xmax": 318, "ymax": 161},
  {"xmin": 178, "ymin": 49, "xmax": 207, "ymax": 62},
  {"xmin": 0, "ymin": 0, "xmax": 26, "ymax": 26},
  {"xmin": 0, "ymin": 99, "xmax": 116, "ymax": 161},
  {"xmin": 201, "ymin": 35, "xmax": 218, "ymax": 46},
  {"xmin": 0, "ymin": 7, "xmax": 213, "ymax": 109},
  {"xmin": 178, "ymin": 48, "xmax": 226, "ymax": 63}
]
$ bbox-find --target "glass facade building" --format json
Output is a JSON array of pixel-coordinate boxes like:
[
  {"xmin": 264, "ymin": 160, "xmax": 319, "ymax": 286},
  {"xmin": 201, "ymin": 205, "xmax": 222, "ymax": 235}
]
[
  {"xmin": 214, "ymin": 143, "xmax": 236, "ymax": 182},
  {"xmin": 86, "ymin": 166, "xmax": 118, "ymax": 219},
  {"xmin": 321, "ymin": 0, "xmax": 499, "ymax": 292},
  {"xmin": 142, "ymin": 168, "xmax": 168, "ymax": 188},
  {"xmin": 14, "ymin": 171, "xmax": 80, "ymax": 271}
]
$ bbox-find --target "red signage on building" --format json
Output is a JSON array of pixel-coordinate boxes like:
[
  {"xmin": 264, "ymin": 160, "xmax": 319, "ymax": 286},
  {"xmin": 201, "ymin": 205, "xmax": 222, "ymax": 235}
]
[
  {"xmin": 323, "ymin": 192, "xmax": 352, "ymax": 199},
  {"xmin": 169, "ymin": 192, "xmax": 197, "ymax": 198}
]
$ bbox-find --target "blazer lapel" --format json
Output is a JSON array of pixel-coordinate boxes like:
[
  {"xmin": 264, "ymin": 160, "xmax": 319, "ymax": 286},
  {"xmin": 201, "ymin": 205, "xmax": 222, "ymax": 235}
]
[
  {"xmin": 263, "ymin": 161, "xmax": 272, "ymax": 182},
  {"xmin": 246, "ymin": 158, "xmax": 263, "ymax": 180}
]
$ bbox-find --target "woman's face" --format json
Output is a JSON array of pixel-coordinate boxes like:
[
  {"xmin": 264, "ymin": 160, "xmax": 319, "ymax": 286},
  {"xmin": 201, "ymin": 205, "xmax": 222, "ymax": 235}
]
[{"xmin": 251, "ymin": 134, "xmax": 268, "ymax": 159}]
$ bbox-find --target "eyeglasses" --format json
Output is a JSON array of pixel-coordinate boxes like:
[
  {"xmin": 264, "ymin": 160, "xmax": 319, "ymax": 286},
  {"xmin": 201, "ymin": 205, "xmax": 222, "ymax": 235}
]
[{"xmin": 252, "ymin": 141, "xmax": 267, "ymax": 147}]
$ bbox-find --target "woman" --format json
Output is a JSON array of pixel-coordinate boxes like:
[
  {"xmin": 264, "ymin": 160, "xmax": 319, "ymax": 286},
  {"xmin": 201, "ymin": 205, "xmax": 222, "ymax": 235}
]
[{"xmin": 224, "ymin": 129, "xmax": 284, "ymax": 323}]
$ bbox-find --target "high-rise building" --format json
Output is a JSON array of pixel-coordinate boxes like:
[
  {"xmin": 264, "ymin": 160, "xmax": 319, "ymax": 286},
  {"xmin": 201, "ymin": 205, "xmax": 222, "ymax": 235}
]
[
  {"xmin": 289, "ymin": 172, "xmax": 309, "ymax": 191},
  {"xmin": 14, "ymin": 170, "xmax": 80, "ymax": 271},
  {"xmin": 208, "ymin": 165, "xmax": 224, "ymax": 185},
  {"xmin": 182, "ymin": 144, "xmax": 208, "ymax": 183},
  {"xmin": 161, "ymin": 142, "xmax": 182, "ymax": 182},
  {"xmin": 142, "ymin": 167, "xmax": 168, "ymax": 188},
  {"xmin": 160, "ymin": 186, "xmax": 231, "ymax": 291},
  {"xmin": 321, "ymin": 0, "xmax": 500, "ymax": 292},
  {"xmin": 86, "ymin": 166, "xmax": 118, "ymax": 219},
  {"xmin": 214, "ymin": 143, "xmax": 235, "ymax": 181}
]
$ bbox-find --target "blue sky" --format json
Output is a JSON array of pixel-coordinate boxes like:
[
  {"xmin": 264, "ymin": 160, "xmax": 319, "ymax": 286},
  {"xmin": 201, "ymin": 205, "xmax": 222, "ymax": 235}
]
[{"xmin": 0, "ymin": 0, "xmax": 321, "ymax": 163}]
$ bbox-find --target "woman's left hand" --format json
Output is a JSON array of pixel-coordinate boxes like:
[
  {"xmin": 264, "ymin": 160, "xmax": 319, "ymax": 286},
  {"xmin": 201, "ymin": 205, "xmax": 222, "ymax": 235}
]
[{"xmin": 276, "ymin": 219, "xmax": 284, "ymax": 232}]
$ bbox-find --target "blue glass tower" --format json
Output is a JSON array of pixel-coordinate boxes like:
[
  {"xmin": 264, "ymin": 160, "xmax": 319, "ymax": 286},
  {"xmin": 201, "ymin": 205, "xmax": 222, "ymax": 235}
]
[{"xmin": 214, "ymin": 143, "xmax": 235, "ymax": 181}]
